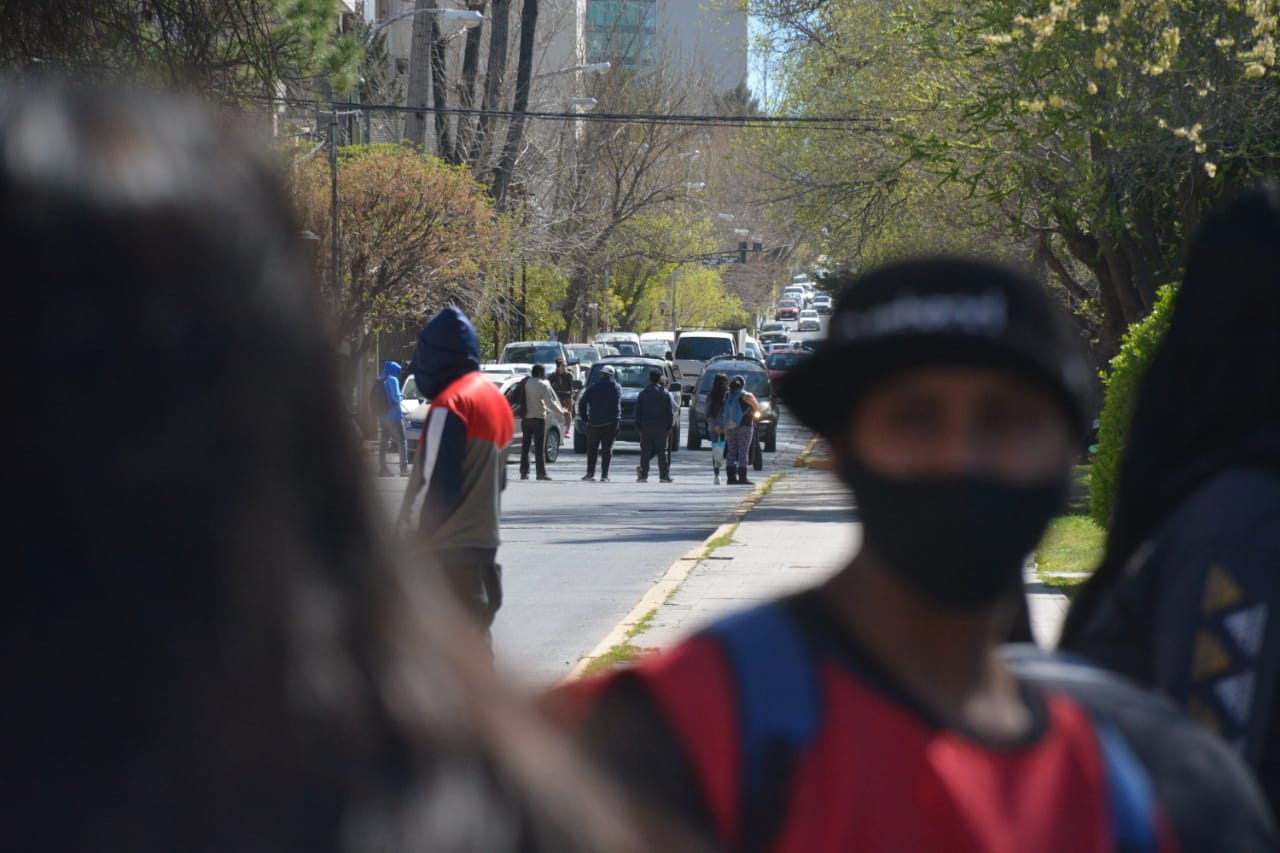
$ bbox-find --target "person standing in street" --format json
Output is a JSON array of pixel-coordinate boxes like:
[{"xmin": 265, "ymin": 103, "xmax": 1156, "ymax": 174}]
[
  {"xmin": 401, "ymin": 306, "xmax": 515, "ymax": 634},
  {"xmin": 376, "ymin": 360, "xmax": 410, "ymax": 477},
  {"xmin": 723, "ymin": 374, "xmax": 759, "ymax": 486},
  {"xmin": 704, "ymin": 373, "xmax": 731, "ymax": 485},
  {"xmin": 519, "ymin": 364, "xmax": 564, "ymax": 481},
  {"xmin": 660, "ymin": 375, "xmax": 681, "ymax": 477},
  {"xmin": 634, "ymin": 369, "xmax": 675, "ymax": 483},
  {"xmin": 549, "ymin": 356, "xmax": 575, "ymax": 441},
  {"xmin": 557, "ymin": 258, "xmax": 1277, "ymax": 852},
  {"xmin": 578, "ymin": 364, "xmax": 622, "ymax": 482}
]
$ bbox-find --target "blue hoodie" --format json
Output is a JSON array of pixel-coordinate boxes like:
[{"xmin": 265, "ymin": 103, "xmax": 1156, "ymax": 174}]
[
  {"xmin": 412, "ymin": 306, "xmax": 481, "ymax": 399},
  {"xmin": 378, "ymin": 360, "xmax": 404, "ymax": 423}
]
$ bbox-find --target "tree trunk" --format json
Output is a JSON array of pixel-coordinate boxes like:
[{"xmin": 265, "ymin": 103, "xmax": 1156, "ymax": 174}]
[
  {"xmin": 404, "ymin": 0, "xmax": 438, "ymax": 150},
  {"xmin": 471, "ymin": 0, "xmax": 511, "ymax": 167},
  {"xmin": 491, "ymin": 0, "xmax": 538, "ymax": 206},
  {"xmin": 430, "ymin": 17, "xmax": 454, "ymax": 161},
  {"xmin": 453, "ymin": 3, "xmax": 486, "ymax": 165}
]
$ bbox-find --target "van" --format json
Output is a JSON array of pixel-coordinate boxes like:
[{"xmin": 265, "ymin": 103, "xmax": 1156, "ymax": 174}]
[
  {"xmin": 672, "ymin": 330, "xmax": 736, "ymax": 406},
  {"xmin": 638, "ymin": 330, "xmax": 676, "ymax": 359},
  {"xmin": 593, "ymin": 331, "xmax": 642, "ymax": 356}
]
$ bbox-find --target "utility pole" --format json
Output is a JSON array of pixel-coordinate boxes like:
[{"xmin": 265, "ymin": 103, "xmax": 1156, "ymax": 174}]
[{"xmin": 328, "ymin": 108, "xmax": 340, "ymax": 314}]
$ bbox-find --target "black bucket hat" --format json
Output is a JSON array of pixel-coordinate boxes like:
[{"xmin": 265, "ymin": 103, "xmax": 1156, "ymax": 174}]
[{"xmin": 781, "ymin": 257, "xmax": 1091, "ymax": 438}]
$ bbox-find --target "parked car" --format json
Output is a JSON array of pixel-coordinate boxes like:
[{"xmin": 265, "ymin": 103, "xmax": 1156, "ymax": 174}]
[
  {"xmin": 672, "ymin": 330, "xmax": 737, "ymax": 407},
  {"xmin": 639, "ymin": 330, "xmax": 676, "ymax": 360},
  {"xmin": 775, "ymin": 298, "xmax": 800, "ymax": 321},
  {"xmin": 594, "ymin": 332, "xmax": 643, "ymax": 357},
  {"xmin": 497, "ymin": 340, "xmax": 573, "ymax": 379},
  {"xmin": 573, "ymin": 357, "xmax": 682, "ymax": 454},
  {"xmin": 405, "ymin": 373, "xmax": 564, "ymax": 464},
  {"xmin": 765, "ymin": 349, "xmax": 812, "ymax": 386},
  {"xmin": 781, "ymin": 285, "xmax": 808, "ymax": 307},
  {"xmin": 811, "ymin": 293, "xmax": 833, "ymax": 315},
  {"xmin": 564, "ymin": 343, "xmax": 606, "ymax": 377},
  {"xmin": 687, "ymin": 356, "xmax": 778, "ymax": 469},
  {"xmin": 797, "ymin": 309, "xmax": 821, "ymax": 332}
]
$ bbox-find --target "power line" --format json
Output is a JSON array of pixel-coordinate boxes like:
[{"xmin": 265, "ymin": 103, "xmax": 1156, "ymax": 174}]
[{"xmin": 254, "ymin": 96, "xmax": 889, "ymax": 132}]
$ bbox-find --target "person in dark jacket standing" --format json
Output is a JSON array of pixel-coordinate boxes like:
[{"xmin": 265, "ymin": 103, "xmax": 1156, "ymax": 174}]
[
  {"xmin": 376, "ymin": 360, "xmax": 409, "ymax": 477},
  {"xmin": 400, "ymin": 306, "xmax": 515, "ymax": 634},
  {"xmin": 549, "ymin": 356, "xmax": 575, "ymax": 440},
  {"xmin": 1060, "ymin": 185, "xmax": 1280, "ymax": 816},
  {"xmin": 634, "ymin": 369, "xmax": 674, "ymax": 483},
  {"xmin": 578, "ymin": 364, "xmax": 622, "ymax": 482}
]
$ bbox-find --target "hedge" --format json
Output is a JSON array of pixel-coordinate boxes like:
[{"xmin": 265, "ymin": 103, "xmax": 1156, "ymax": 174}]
[{"xmin": 1088, "ymin": 283, "xmax": 1179, "ymax": 528}]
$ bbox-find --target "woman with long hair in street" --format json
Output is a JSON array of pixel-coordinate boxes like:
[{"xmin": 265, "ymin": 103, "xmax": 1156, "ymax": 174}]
[{"xmin": 704, "ymin": 373, "xmax": 730, "ymax": 484}]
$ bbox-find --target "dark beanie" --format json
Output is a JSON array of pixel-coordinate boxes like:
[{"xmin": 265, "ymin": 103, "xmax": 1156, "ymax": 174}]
[{"xmin": 782, "ymin": 257, "xmax": 1090, "ymax": 437}]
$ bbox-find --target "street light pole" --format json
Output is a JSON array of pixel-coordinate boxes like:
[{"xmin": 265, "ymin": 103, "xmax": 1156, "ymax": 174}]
[
  {"xmin": 328, "ymin": 109, "xmax": 340, "ymax": 317},
  {"xmin": 363, "ymin": 6, "xmax": 483, "ymax": 46}
]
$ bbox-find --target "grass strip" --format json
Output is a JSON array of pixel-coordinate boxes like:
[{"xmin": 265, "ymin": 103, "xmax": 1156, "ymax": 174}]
[{"xmin": 578, "ymin": 608, "xmax": 658, "ymax": 677}]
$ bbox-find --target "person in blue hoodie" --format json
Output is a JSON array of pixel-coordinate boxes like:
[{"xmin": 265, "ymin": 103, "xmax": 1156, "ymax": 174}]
[
  {"xmin": 377, "ymin": 360, "xmax": 409, "ymax": 477},
  {"xmin": 399, "ymin": 307, "xmax": 515, "ymax": 634}
]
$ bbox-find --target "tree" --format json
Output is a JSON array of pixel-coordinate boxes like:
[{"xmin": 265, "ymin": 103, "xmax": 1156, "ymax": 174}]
[
  {"xmin": 741, "ymin": 0, "xmax": 1280, "ymax": 355},
  {"xmin": 0, "ymin": 0, "xmax": 353, "ymax": 100},
  {"xmin": 290, "ymin": 143, "xmax": 508, "ymax": 355}
]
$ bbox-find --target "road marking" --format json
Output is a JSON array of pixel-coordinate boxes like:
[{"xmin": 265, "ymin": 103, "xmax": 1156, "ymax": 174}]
[{"xmin": 563, "ymin": 470, "xmax": 789, "ymax": 682}]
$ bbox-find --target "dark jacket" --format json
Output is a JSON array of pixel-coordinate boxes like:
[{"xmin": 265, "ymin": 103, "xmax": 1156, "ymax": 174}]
[
  {"xmin": 634, "ymin": 382, "xmax": 674, "ymax": 431},
  {"xmin": 411, "ymin": 306, "xmax": 481, "ymax": 399},
  {"xmin": 549, "ymin": 370, "xmax": 574, "ymax": 400},
  {"xmin": 1064, "ymin": 465, "xmax": 1280, "ymax": 817},
  {"xmin": 579, "ymin": 375, "xmax": 622, "ymax": 426}
]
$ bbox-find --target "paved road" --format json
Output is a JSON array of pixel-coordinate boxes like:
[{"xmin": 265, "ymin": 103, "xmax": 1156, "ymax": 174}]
[{"xmin": 367, "ymin": 407, "xmax": 813, "ymax": 687}]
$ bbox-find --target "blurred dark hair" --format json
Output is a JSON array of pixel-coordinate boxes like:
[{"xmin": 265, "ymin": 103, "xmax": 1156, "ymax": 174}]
[
  {"xmin": 1063, "ymin": 184, "xmax": 1280, "ymax": 642},
  {"xmin": 707, "ymin": 373, "xmax": 730, "ymax": 419},
  {"xmin": 3, "ymin": 81, "xmax": 660, "ymax": 853},
  {"xmin": 532, "ymin": 363, "xmax": 546, "ymax": 378}
]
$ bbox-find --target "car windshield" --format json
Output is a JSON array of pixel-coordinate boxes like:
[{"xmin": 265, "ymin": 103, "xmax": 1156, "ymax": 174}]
[
  {"xmin": 640, "ymin": 340, "xmax": 671, "ymax": 357},
  {"xmin": 609, "ymin": 341, "xmax": 641, "ymax": 356},
  {"xmin": 778, "ymin": 300, "xmax": 798, "ymax": 308},
  {"xmin": 698, "ymin": 367, "xmax": 771, "ymax": 398},
  {"xmin": 500, "ymin": 344, "xmax": 561, "ymax": 364},
  {"xmin": 674, "ymin": 336, "xmax": 734, "ymax": 360},
  {"xmin": 566, "ymin": 345, "xmax": 599, "ymax": 364},
  {"xmin": 760, "ymin": 322, "xmax": 784, "ymax": 332},
  {"xmin": 767, "ymin": 352, "xmax": 809, "ymax": 369},
  {"xmin": 589, "ymin": 362, "xmax": 657, "ymax": 388}
]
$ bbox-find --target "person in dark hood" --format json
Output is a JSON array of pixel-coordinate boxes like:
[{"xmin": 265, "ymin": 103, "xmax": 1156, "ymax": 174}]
[
  {"xmin": 555, "ymin": 257, "xmax": 1276, "ymax": 851},
  {"xmin": 400, "ymin": 306, "xmax": 514, "ymax": 634},
  {"xmin": 1060, "ymin": 184, "xmax": 1280, "ymax": 815},
  {"xmin": 376, "ymin": 360, "xmax": 409, "ymax": 477}
]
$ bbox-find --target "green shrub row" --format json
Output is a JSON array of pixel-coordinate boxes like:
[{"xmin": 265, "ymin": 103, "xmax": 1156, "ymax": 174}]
[{"xmin": 1088, "ymin": 283, "xmax": 1179, "ymax": 528}]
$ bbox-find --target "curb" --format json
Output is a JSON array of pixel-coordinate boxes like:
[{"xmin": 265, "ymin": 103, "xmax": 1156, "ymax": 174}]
[{"xmin": 562, "ymin": 467, "xmax": 791, "ymax": 683}]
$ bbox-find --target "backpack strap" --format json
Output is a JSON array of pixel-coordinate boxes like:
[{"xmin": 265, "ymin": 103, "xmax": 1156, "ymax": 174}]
[
  {"xmin": 1092, "ymin": 717, "xmax": 1163, "ymax": 853},
  {"xmin": 708, "ymin": 602, "xmax": 823, "ymax": 852}
]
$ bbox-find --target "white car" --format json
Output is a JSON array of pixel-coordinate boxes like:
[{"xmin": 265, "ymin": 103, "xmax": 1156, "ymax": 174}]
[
  {"xmin": 797, "ymin": 309, "xmax": 821, "ymax": 332},
  {"xmin": 405, "ymin": 373, "xmax": 565, "ymax": 464}
]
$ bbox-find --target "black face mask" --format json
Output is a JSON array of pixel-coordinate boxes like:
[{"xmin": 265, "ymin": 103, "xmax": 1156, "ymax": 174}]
[{"xmin": 838, "ymin": 459, "xmax": 1067, "ymax": 610}]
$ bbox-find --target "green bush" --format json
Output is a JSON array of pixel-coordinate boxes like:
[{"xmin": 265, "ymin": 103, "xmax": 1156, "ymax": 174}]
[{"xmin": 1089, "ymin": 283, "xmax": 1179, "ymax": 528}]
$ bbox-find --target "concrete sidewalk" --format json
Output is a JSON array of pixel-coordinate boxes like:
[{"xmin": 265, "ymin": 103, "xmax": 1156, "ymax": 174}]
[{"xmin": 635, "ymin": 462, "xmax": 1070, "ymax": 656}]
